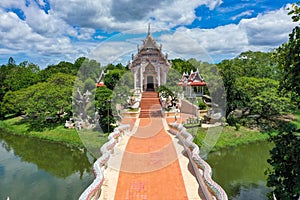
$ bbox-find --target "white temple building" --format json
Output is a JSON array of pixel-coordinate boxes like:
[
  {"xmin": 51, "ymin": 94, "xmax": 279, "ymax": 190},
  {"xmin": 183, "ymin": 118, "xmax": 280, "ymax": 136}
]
[{"xmin": 129, "ymin": 25, "xmax": 171, "ymax": 92}]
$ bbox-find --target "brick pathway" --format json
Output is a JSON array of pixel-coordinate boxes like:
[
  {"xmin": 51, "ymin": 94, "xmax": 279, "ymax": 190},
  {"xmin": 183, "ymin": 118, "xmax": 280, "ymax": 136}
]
[
  {"xmin": 100, "ymin": 92, "xmax": 201, "ymax": 199},
  {"xmin": 114, "ymin": 118, "xmax": 189, "ymax": 199}
]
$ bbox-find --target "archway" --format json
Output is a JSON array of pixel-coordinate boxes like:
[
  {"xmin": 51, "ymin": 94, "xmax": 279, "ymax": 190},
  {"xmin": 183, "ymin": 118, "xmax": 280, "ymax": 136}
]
[{"xmin": 146, "ymin": 76, "xmax": 154, "ymax": 91}]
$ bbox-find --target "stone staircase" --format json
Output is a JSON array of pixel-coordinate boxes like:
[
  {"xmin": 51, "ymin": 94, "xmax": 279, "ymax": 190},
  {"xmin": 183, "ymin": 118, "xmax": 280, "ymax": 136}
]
[{"xmin": 139, "ymin": 92, "xmax": 162, "ymax": 118}]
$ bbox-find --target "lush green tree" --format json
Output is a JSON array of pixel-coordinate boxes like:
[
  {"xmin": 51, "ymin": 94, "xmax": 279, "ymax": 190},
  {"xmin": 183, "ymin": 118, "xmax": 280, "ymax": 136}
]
[
  {"xmin": 39, "ymin": 61, "xmax": 75, "ymax": 81},
  {"xmin": 1, "ymin": 73, "xmax": 76, "ymax": 129},
  {"xmin": 76, "ymin": 59, "xmax": 101, "ymax": 82},
  {"xmin": 233, "ymin": 77, "xmax": 293, "ymax": 127},
  {"xmin": 266, "ymin": 4, "xmax": 300, "ymax": 200},
  {"xmin": 106, "ymin": 63, "xmax": 126, "ymax": 71},
  {"xmin": 165, "ymin": 68, "xmax": 182, "ymax": 93},
  {"xmin": 95, "ymin": 86, "xmax": 115, "ymax": 133},
  {"xmin": 0, "ymin": 61, "xmax": 40, "ymax": 117},
  {"xmin": 266, "ymin": 125, "xmax": 300, "ymax": 200},
  {"xmin": 7, "ymin": 57, "xmax": 16, "ymax": 66},
  {"xmin": 3, "ymin": 62, "xmax": 40, "ymax": 92},
  {"xmin": 111, "ymin": 71, "xmax": 134, "ymax": 110},
  {"xmin": 217, "ymin": 59, "xmax": 242, "ymax": 117},
  {"xmin": 275, "ymin": 3, "xmax": 300, "ymax": 107},
  {"xmin": 217, "ymin": 51, "xmax": 281, "ymax": 117},
  {"xmin": 0, "ymin": 64, "xmax": 13, "ymax": 103},
  {"xmin": 25, "ymin": 73, "xmax": 75, "ymax": 129},
  {"xmin": 0, "ymin": 89, "xmax": 30, "ymax": 117},
  {"xmin": 73, "ymin": 57, "xmax": 87, "ymax": 72},
  {"xmin": 104, "ymin": 68, "xmax": 126, "ymax": 90},
  {"xmin": 235, "ymin": 51, "xmax": 279, "ymax": 79},
  {"xmin": 171, "ymin": 58, "xmax": 196, "ymax": 74},
  {"xmin": 288, "ymin": 2, "xmax": 300, "ymax": 23},
  {"xmin": 73, "ymin": 58, "xmax": 102, "ymax": 106},
  {"xmin": 102, "ymin": 63, "xmax": 129, "ymax": 93}
]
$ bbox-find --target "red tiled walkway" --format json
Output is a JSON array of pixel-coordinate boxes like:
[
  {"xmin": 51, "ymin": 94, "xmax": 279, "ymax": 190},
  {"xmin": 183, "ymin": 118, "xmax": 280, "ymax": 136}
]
[{"xmin": 114, "ymin": 118, "xmax": 188, "ymax": 199}]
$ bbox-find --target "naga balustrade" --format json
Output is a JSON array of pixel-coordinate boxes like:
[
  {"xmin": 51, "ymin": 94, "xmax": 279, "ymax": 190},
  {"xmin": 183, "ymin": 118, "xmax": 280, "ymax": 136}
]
[
  {"xmin": 169, "ymin": 123, "xmax": 228, "ymax": 200},
  {"xmin": 79, "ymin": 124, "xmax": 130, "ymax": 200}
]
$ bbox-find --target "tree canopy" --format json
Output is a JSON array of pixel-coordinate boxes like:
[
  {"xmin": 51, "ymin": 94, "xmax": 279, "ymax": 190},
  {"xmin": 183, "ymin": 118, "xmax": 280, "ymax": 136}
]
[
  {"xmin": 275, "ymin": 15, "xmax": 300, "ymax": 107},
  {"xmin": 265, "ymin": 3, "xmax": 300, "ymax": 200}
]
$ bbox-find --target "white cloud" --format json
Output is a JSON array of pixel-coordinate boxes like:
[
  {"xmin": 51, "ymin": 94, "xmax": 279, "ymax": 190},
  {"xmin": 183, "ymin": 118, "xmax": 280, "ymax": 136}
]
[
  {"xmin": 89, "ymin": 41, "xmax": 136, "ymax": 66},
  {"xmin": 48, "ymin": 0, "xmax": 222, "ymax": 31},
  {"xmin": 240, "ymin": 7, "xmax": 296, "ymax": 46},
  {"xmin": 206, "ymin": 0, "xmax": 223, "ymax": 10},
  {"xmin": 231, "ymin": 10, "xmax": 253, "ymax": 20},
  {"xmin": 160, "ymin": 25, "xmax": 248, "ymax": 62},
  {"xmin": 23, "ymin": 5, "xmax": 72, "ymax": 37},
  {"xmin": 0, "ymin": 0, "xmax": 25, "ymax": 8},
  {"xmin": 0, "ymin": 7, "xmax": 96, "ymax": 67},
  {"xmin": 0, "ymin": 1, "xmax": 297, "ymax": 67},
  {"xmin": 37, "ymin": 0, "xmax": 46, "ymax": 7},
  {"xmin": 76, "ymin": 28, "xmax": 96, "ymax": 40},
  {"xmin": 159, "ymin": 6, "xmax": 296, "ymax": 62}
]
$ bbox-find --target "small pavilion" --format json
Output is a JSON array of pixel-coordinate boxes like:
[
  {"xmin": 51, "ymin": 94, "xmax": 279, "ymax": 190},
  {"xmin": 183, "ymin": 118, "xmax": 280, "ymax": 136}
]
[{"xmin": 178, "ymin": 69, "xmax": 206, "ymax": 97}]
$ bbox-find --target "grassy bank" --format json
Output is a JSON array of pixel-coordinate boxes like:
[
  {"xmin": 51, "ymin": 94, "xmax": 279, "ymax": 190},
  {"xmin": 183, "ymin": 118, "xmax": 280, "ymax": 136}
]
[
  {"xmin": 192, "ymin": 125, "xmax": 270, "ymax": 152},
  {"xmin": 0, "ymin": 117, "xmax": 89, "ymax": 148}
]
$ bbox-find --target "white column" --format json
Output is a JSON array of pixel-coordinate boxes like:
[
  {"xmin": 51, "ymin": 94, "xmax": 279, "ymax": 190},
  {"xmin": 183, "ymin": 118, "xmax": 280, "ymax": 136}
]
[
  {"xmin": 134, "ymin": 71, "xmax": 137, "ymax": 90},
  {"xmin": 162, "ymin": 71, "xmax": 166, "ymax": 85},
  {"xmin": 158, "ymin": 67, "xmax": 161, "ymax": 86},
  {"xmin": 140, "ymin": 66, "xmax": 143, "ymax": 92}
]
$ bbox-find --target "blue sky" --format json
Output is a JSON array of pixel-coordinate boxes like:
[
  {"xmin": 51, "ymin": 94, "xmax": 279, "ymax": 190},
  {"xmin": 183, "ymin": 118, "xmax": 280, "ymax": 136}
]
[{"xmin": 0, "ymin": 0, "xmax": 298, "ymax": 68}]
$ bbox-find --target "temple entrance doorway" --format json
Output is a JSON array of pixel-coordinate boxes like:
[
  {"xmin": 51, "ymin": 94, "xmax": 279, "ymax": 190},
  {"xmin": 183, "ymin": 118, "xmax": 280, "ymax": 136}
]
[{"xmin": 146, "ymin": 76, "xmax": 154, "ymax": 91}]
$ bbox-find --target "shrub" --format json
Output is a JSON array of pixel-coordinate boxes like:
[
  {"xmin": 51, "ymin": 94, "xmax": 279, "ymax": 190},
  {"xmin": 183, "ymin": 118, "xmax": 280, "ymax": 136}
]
[
  {"xmin": 235, "ymin": 123, "xmax": 241, "ymax": 131},
  {"xmin": 227, "ymin": 113, "xmax": 238, "ymax": 126},
  {"xmin": 198, "ymin": 99, "xmax": 207, "ymax": 110}
]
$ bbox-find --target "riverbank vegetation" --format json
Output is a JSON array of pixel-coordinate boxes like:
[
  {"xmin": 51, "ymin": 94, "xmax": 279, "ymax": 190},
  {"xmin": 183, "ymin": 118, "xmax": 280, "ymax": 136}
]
[
  {"xmin": 0, "ymin": 117, "xmax": 83, "ymax": 147},
  {"xmin": 192, "ymin": 126, "xmax": 271, "ymax": 152},
  {"xmin": 0, "ymin": 117, "xmax": 109, "ymax": 149}
]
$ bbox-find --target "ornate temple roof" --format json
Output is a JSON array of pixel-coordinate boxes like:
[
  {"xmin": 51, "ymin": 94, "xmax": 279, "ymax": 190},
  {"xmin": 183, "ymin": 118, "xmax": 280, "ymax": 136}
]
[
  {"xmin": 129, "ymin": 24, "xmax": 171, "ymax": 71},
  {"xmin": 178, "ymin": 69, "xmax": 206, "ymax": 86}
]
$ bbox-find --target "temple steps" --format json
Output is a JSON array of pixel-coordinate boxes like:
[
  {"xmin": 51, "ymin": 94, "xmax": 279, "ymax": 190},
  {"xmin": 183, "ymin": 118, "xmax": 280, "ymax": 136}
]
[
  {"xmin": 141, "ymin": 92, "xmax": 159, "ymax": 98},
  {"xmin": 139, "ymin": 92, "xmax": 162, "ymax": 118}
]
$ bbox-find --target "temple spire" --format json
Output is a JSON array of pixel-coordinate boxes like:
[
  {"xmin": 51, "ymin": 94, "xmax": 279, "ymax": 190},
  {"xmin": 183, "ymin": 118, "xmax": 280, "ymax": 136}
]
[{"xmin": 148, "ymin": 23, "xmax": 151, "ymax": 35}]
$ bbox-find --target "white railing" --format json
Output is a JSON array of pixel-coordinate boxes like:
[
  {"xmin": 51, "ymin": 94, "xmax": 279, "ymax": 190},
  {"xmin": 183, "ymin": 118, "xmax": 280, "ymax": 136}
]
[
  {"xmin": 79, "ymin": 124, "xmax": 130, "ymax": 200},
  {"xmin": 169, "ymin": 123, "xmax": 228, "ymax": 200}
]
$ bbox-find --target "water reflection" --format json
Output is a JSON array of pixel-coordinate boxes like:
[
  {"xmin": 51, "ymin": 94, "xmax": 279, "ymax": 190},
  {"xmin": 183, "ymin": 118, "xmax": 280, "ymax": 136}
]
[
  {"xmin": 0, "ymin": 131, "xmax": 94, "ymax": 200},
  {"xmin": 206, "ymin": 141, "xmax": 273, "ymax": 200}
]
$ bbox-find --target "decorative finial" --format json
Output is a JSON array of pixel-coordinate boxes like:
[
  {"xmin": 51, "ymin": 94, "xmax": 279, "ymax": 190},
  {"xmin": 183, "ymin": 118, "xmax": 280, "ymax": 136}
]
[{"xmin": 148, "ymin": 23, "xmax": 151, "ymax": 35}]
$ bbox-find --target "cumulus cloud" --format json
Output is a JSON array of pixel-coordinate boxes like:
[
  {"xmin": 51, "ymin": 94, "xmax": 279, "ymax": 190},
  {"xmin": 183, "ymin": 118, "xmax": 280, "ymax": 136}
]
[
  {"xmin": 231, "ymin": 10, "xmax": 253, "ymax": 20},
  {"xmin": 160, "ymin": 25, "xmax": 247, "ymax": 62},
  {"xmin": 240, "ymin": 7, "xmax": 295, "ymax": 46},
  {"xmin": 0, "ymin": 1, "xmax": 98, "ymax": 67},
  {"xmin": 159, "ymin": 6, "xmax": 296, "ymax": 62},
  {"xmin": 89, "ymin": 41, "xmax": 136, "ymax": 66},
  {"xmin": 110, "ymin": 0, "xmax": 170, "ymax": 22},
  {"xmin": 0, "ymin": 0, "xmax": 297, "ymax": 67},
  {"xmin": 23, "ymin": 6, "xmax": 72, "ymax": 37},
  {"xmin": 0, "ymin": 0, "xmax": 25, "ymax": 8},
  {"xmin": 49, "ymin": 0, "xmax": 222, "ymax": 31}
]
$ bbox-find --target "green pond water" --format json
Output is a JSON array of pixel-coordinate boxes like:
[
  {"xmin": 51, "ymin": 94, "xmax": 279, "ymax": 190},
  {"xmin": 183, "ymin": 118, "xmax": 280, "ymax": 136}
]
[
  {"xmin": 206, "ymin": 141, "xmax": 274, "ymax": 200},
  {"xmin": 0, "ymin": 129, "xmax": 273, "ymax": 200},
  {"xmin": 0, "ymin": 131, "xmax": 95, "ymax": 200}
]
